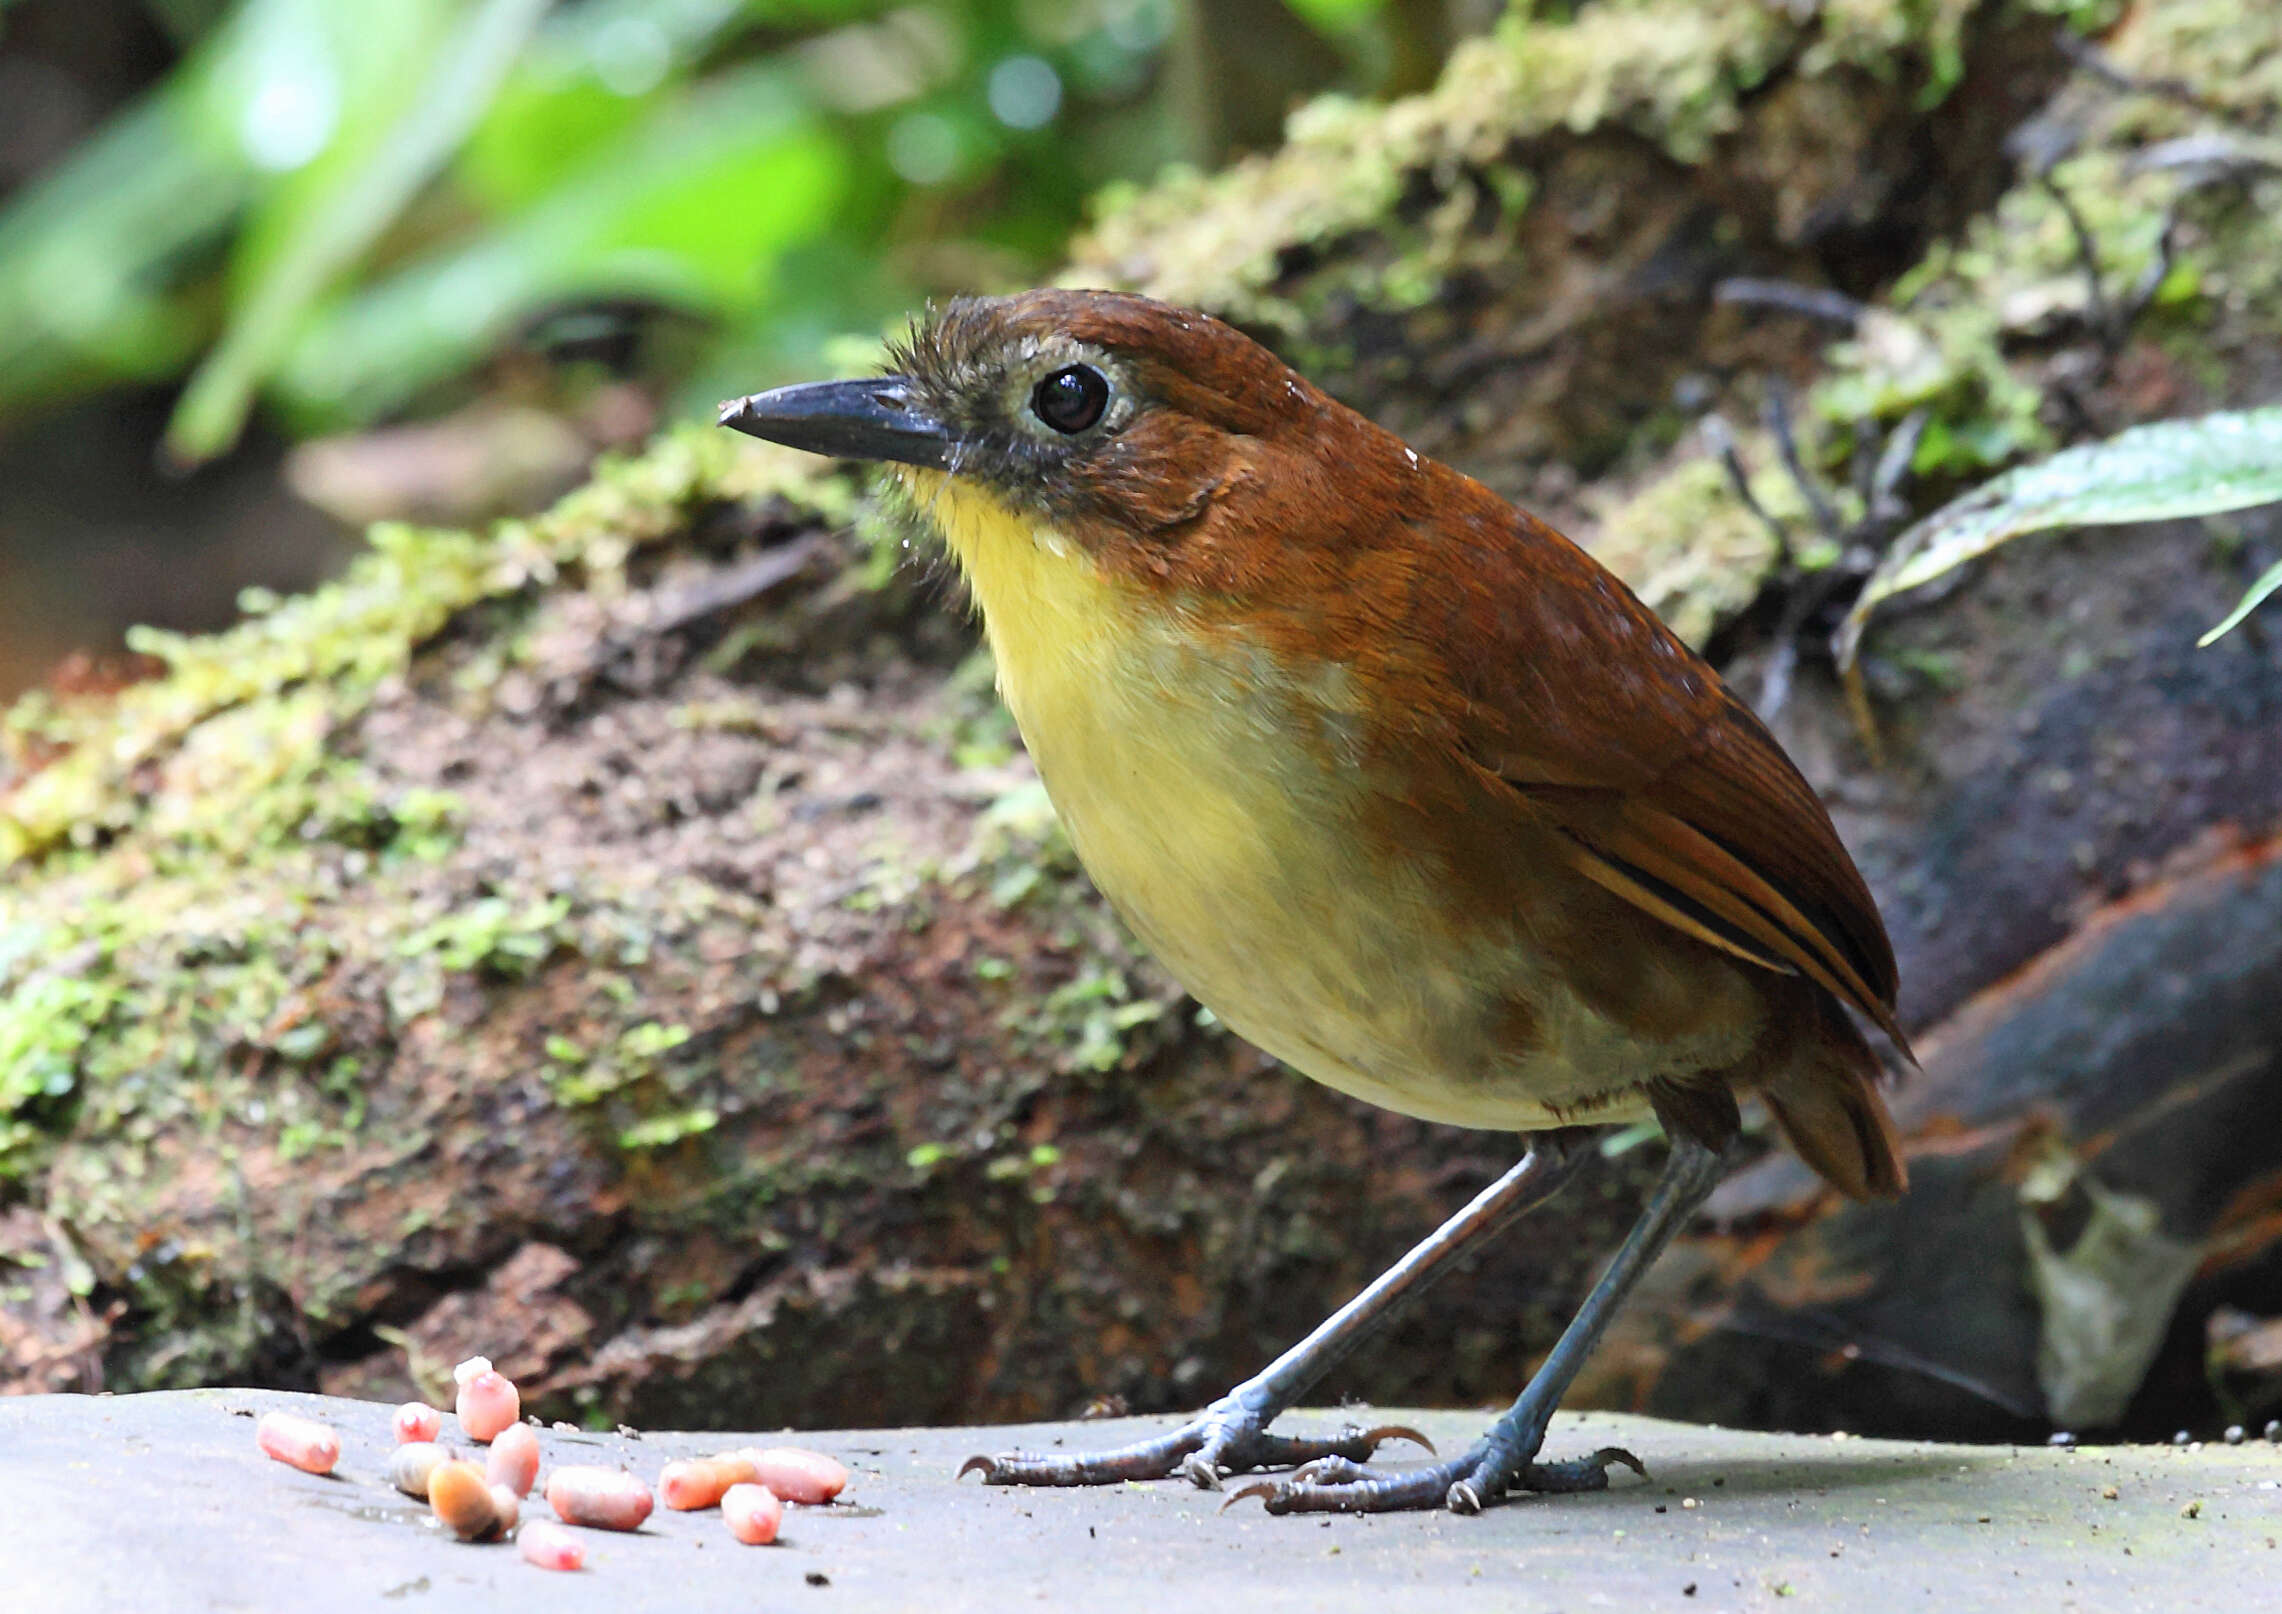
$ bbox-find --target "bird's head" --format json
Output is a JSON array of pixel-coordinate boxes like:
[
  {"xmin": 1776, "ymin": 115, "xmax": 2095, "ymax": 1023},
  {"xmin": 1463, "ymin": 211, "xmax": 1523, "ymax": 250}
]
[{"xmin": 718, "ymin": 289, "xmax": 1451, "ymax": 601}]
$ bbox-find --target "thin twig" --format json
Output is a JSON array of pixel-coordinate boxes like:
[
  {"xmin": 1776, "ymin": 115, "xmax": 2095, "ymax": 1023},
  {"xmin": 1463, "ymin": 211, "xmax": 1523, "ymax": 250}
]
[
  {"xmin": 1764, "ymin": 381, "xmax": 1844, "ymax": 543},
  {"xmin": 1704, "ymin": 413, "xmax": 1794, "ymax": 565},
  {"xmin": 1866, "ymin": 408, "xmax": 1929, "ymax": 530},
  {"xmin": 2057, "ymin": 32, "xmax": 2212, "ymax": 112},
  {"xmin": 2041, "ymin": 172, "xmax": 2117, "ymax": 352},
  {"xmin": 1756, "ymin": 561, "xmax": 1864, "ymax": 721},
  {"xmin": 1764, "ymin": 409, "xmax": 1922, "ymax": 724},
  {"xmin": 2127, "ymin": 131, "xmax": 2282, "ymax": 178},
  {"xmin": 1713, "ymin": 278, "xmax": 1866, "ymax": 330},
  {"xmin": 2119, "ymin": 206, "xmax": 2183, "ymax": 328},
  {"xmin": 646, "ymin": 536, "xmax": 827, "ymax": 637}
]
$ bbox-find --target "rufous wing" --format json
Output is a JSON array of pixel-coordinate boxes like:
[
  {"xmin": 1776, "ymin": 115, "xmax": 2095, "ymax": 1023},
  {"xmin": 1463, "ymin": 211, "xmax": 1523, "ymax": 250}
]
[
  {"xmin": 1442, "ymin": 508, "xmax": 1907, "ymax": 1055},
  {"xmin": 1433, "ymin": 509, "xmax": 1910, "ymax": 1199}
]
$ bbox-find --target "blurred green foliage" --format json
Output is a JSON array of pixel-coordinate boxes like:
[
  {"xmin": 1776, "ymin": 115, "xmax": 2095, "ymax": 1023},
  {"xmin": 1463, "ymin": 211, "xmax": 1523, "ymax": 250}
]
[{"xmin": 0, "ymin": 0, "xmax": 1414, "ymax": 464}]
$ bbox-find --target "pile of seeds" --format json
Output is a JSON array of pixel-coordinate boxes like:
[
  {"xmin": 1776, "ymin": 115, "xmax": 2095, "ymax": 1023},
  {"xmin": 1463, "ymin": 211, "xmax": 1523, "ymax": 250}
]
[{"xmin": 253, "ymin": 1356, "xmax": 848, "ymax": 1573}]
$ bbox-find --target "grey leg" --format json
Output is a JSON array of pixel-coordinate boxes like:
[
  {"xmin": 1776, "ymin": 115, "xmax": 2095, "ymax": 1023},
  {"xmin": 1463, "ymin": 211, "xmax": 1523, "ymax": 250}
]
[
  {"xmin": 1233, "ymin": 1134, "xmax": 1730, "ymax": 1514},
  {"xmin": 960, "ymin": 1132, "xmax": 1589, "ymax": 1488}
]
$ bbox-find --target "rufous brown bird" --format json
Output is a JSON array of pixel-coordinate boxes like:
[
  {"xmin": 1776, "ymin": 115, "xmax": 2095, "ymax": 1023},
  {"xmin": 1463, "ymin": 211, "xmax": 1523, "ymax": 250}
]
[{"xmin": 719, "ymin": 288, "xmax": 1909, "ymax": 1515}]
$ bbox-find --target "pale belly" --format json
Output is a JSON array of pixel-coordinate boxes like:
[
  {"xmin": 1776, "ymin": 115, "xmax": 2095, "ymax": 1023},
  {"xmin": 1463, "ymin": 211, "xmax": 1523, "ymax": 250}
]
[{"xmin": 1008, "ymin": 641, "xmax": 1684, "ymax": 1131}]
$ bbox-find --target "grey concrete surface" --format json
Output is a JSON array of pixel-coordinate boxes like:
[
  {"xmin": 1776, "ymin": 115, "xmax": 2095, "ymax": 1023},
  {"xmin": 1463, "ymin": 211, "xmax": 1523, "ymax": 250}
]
[{"xmin": 2, "ymin": 1389, "xmax": 2277, "ymax": 1612}]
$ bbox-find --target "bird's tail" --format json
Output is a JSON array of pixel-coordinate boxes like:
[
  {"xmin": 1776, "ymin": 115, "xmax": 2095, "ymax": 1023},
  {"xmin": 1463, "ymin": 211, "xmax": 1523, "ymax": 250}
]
[{"xmin": 1759, "ymin": 995, "xmax": 1908, "ymax": 1200}]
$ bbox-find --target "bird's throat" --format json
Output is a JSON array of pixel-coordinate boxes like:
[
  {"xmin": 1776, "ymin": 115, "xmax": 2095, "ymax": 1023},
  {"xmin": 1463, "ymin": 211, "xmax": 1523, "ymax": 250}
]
[{"xmin": 897, "ymin": 471, "xmax": 1145, "ymax": 739}]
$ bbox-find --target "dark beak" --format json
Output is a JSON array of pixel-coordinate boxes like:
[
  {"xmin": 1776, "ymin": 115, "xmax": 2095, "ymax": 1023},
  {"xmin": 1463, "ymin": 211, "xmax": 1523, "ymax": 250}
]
[{"xmin": 716, "ymin": 377, "xmax": 952, "ymax": 469}]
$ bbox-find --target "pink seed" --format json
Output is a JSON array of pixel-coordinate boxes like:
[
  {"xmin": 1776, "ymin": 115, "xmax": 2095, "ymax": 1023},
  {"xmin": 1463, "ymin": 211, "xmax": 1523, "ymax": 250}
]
[
  {"xmin": 392, "ymin": 1403, "xmax": 444, "ymax": 1444},
  {"xmin": 736, "ymin": 1446, "xmax": 848, "ymax": 1505},
  {"xmin": 454, "ymin": 1362, "xmax": 520, "ymax": 1444},
  {"xmin": 518, "ymin": 1519, "xmax": 587, "ymax": 1571},
  {"xmin": 429, "ymin": 1460, "xmax": 505, "ymax": 1541},
  {"xmin": 389, "ymin": 1441, "xmax": 451, "ymax": 1499},
  {"xmin": 486, "ymin": 1423, "xmax": 541, "ymax": 1497},
  {"xmin": 489, "ymin": 1482, "xmax": 522, "ymax": 1533},
  {"xmin": 659, "ymin": 1455, "xmax": 757, "ymax": 1511},
  {"xmin": 722, "ymin": 1482, "xmax": 784, "ymax": 1545},
  {"xmin": 255, "ymin": 1411, "xmax": 340, "ymax": 1475},
  {"xmin": 545, "ymin": 1465, "xmax": 654, "ymax": 1532}
]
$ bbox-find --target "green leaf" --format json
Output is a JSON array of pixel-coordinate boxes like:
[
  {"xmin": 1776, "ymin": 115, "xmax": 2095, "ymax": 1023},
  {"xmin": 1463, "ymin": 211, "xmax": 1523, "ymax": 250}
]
[
  {"xmin": 457, "ymin": 0, "xmax": 768, "ymax": 209},
  {"xmin": 0, "ymin": 0, "xmax": 308, "ymax": 416},
  {"xmin": 1838, "ymin": 407, "xmax": 2282, "ymax": 674},
  {"xmin": 165, "ymin": 0, "xmax": 552, "ymax": 465},
  {"xmin": 0, "ymin": 98, "xmax": 231, "ymax": 414},
  {"xmin": 2200, "ymin": 558, "xmax": 2282, "ymax": 648},
  {"xmin": 272, "ymin": 61, "xmax": 845, "ymax": 431},
  {"xmin": 1285, "ymin": 0, "xmax": 1384, "ymax": 31},
  {"xmin": 459, "ymin": 72, "xmax": 656, "ymax": 212}
]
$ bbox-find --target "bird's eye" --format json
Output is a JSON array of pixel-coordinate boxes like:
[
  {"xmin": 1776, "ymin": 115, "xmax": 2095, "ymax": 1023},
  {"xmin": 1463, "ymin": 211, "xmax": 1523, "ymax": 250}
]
[{"xmin": 1030, "ymin": 365, "xmax": 1109, "ymax": 434}]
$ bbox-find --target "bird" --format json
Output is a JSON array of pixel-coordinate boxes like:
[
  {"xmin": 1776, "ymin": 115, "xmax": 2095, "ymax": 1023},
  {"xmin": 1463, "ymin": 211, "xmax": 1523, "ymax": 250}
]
[{"xmin": 719, "ymin": 287, "xmax": 1909, "ymax": 1515}]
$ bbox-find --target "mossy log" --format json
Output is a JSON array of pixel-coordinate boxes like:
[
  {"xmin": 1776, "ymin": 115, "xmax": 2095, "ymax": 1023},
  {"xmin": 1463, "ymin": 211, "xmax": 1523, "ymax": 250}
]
[{"xmin": 6, "ymin": 0, "xmax": 2282, "ymax": 1439}]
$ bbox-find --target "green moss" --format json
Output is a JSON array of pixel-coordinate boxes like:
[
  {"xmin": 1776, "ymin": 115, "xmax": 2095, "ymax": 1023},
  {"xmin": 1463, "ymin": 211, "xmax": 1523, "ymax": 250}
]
[
  {"xmin": 617, "ymin": 1107, "xmax": 719, "ymax": 1151},
  {"xmin": 1008, "ymin": 966, "xmax": 1171, "ymax": 1076},
  {"xmin": 1069, "ymin": 0, "xmax": 1977, "ymax": 340},
  {"xmin": 950, "ymin": 776, "xmax": 1078, "ymax": 912},
  {"xmin": 0, "ymin": 969, "xmax": 115, "ymax": 1172},
  {"xmin": 0, "ymin": 428, "xmax": 854, "ymax": 1187},
  {"xmin": 1597, "ymin": 0, "xmax": 2282, "ymax": 649},
  {"xmin": 1, "ymin": 428, "xmax": 849, "ymax": 871},
  {"xmin": 548, "ymin": 1019, "xmax": 697, "ymax": 1108},
  {"xmin": 1807, "ymin": 146, "xmax": 2204, "ymax": 481},
  {"xmin": 1582, "ymin": 440, "xmax": 1807, "ymax": 647},
  {"xmin": 398, "ymin": 895, "xmax": 572, "ymax": 979},
  {"xmin": 1810, "ymin": 0, "xmax": 2282, "ymax": 477},
  {"xmin": 2104, "ymin": 0, "xmax": 2282, "ymax": 124}
]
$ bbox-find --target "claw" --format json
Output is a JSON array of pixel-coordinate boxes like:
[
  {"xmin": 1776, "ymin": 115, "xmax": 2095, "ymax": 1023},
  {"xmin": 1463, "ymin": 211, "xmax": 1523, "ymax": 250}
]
[
  {"xmin": 1362, "ymin": 1423, "xmax": 1435, "ymax": 1457},
  {"xmin": 1208, "ymin": 1436, "xmax": 1642, "ymax": 1517},
  {"xmin": 1521, "ymin": 1445, "xmax": 1646, "ymax": 1494},
  {"xmin": 1180, "ymin": 1453, "xmax": 1225, "ymax": 1490},
  {"xmin": 957, "ymin": 1455, "xmax": 999, "ymax": 1481},
  {"xmin": 1290, "ymin": 1454, "xmax": 1369, "ymax": 1486}
]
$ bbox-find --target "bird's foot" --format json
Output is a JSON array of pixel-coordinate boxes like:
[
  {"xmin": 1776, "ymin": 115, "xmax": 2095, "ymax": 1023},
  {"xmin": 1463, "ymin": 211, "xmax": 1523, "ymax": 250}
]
[
  {"xmin": 958, "ymin": 1402, "xmax": 1432, "ymax": 1490},
  {"xmin": 1226, "ymin": 1440, "xmax": 1644, "ymax": 1515}
]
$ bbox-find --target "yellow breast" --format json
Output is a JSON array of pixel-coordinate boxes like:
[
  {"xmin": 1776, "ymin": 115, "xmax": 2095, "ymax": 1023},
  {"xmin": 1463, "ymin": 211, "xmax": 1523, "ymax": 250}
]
[
  {"xmin": 901, "ymin": 472, "xmax": 1679, "ymax": 1129},
  {"xmin": 905, "ymin": 472, "xmax": 1315, "ymax": 929}
]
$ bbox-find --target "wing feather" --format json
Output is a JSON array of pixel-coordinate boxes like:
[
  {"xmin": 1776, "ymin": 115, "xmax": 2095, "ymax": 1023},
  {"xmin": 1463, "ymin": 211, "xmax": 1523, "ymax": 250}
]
[
  {"xmin": 1433, "ymin": 506, "xmax": 1908, "ymax": 1055},
  {"xmin": 1536, "ymin": 783, "xmax": 1905, "ymax": 1047}
]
